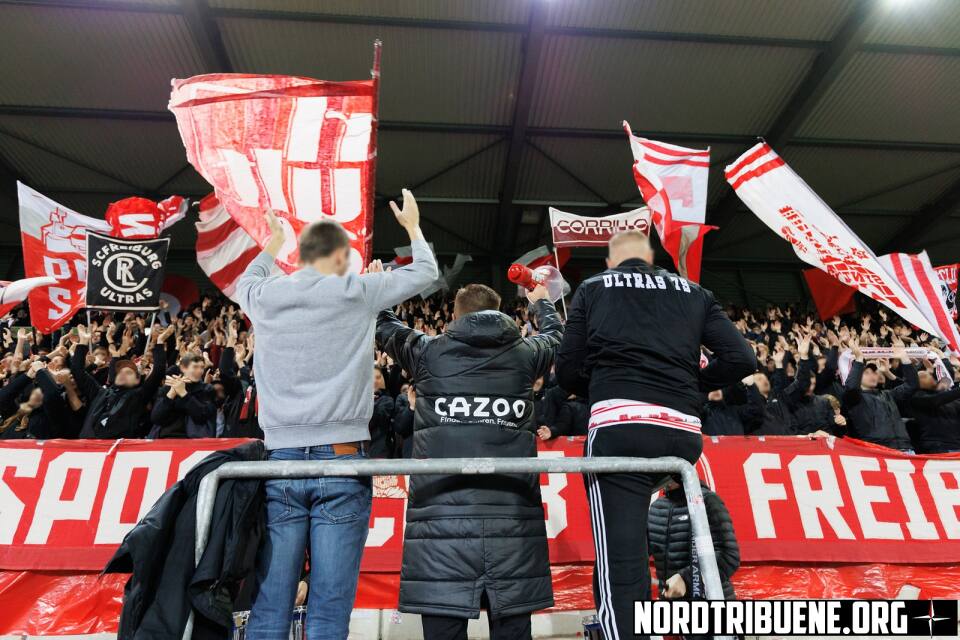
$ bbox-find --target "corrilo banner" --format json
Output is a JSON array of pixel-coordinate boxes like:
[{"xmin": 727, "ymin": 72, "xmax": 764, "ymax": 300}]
[
  {"xmin": 85, "ymin": 232, "xmax": 169, "ymax": 311},
  {"xmin": 549, "ymin": 207, "xmax": 651, "ymax": 247}
]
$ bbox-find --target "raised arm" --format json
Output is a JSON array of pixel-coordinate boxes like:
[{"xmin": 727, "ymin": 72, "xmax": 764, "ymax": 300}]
[
  {"xmin": 69, "ymin": 326, "xmax": 102, "ymax": 402},
  {"xmin": 376, "ymin": 309, "xmax": 428, "ymax": 375},
  {"xmin": 556, "ymin": 284, "xmax": 590, "ymax": 397},
  {"xmin": 361, "ymin": 190, "xmax": 438, "ymax": 311},
  {"xmin": 699, "ymin": 294, "xmax": 757, "ymax": 391},
  {"xmin": 524, "ymin": 291, "xmax": 564, "ymax": 379},
  {"xmin": 236, "ymin": 210, "xmax": 285, "ymax": 322}
]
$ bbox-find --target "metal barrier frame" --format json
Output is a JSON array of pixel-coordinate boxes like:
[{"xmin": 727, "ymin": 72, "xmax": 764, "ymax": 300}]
[{"xmin": 184, "ymin": 456, "xmax": 724, "ymax": 640}]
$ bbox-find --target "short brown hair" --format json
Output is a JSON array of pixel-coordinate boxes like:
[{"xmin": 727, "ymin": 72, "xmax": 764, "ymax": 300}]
[
  {"xmin": 179, "ymin": 353, "xmax": 204, "ymax": 368},
  {"xmin": 454, "ymin": 284, "xmax": 501, "ymax": 316},
  {"xmin": 298, "ymin": 220, "xmax": 350, "ymax": 263}
]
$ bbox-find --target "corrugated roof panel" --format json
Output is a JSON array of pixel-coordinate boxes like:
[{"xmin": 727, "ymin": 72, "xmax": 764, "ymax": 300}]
[
  {"xmin": 699, "ymin": 269, "xmax": 747, "ymax": 307},
  {"xmin": 546, "ymin": 0, "xmax": 856, "ymax": 41},
  {"xmin": 527, "ymin": 136, "xmax": 745, "ymax": 207},
  {"xmin": 866, "ymin": 0, "xmax": 960, "ymax": 49},
  {"xmin": 0, "ymin": 117, "xmax": 192, "ymax": 195},
  {"xmin": 855, "ymin": 167, "xmax": 960, "ymax": 212},
  {"xmin": 210, "ymin": 0, "xmax": 531, "ymax": 24},
  {"xmin": 372, "ymin": 203, "xmax": 496, "ymax": 255},
  {"xmin": 0, "ymin": 6, "xmax": 205, "ymax": 110},
  {"xmin": 740, "ymin": 269, "xmax": 805, "ymax": 305},
  {"xmin": 376, "ymin": 132, "xmax": 504, "ymax": 198},
  {"xmin": 797, "ymin": 52, "xmax": 960, "ymax": 143},
  {"xmin": 529, "ymin": 36, "xmax": 817, "ymax": 133},
  {"xmin": 515, "ymin": 143, "xmax": 608, "ymax": 204},
  {"xmin": 780, "ymin": 146, "xmax": 960, "ymax": 211},
  {"xmin": 843, "ymin": 212, "xmax": 914, "ymax": 250},
  {"xmin": 219, "ymin": 18, "xmax": 523, "ymax": 125},
  {"xmin": 0, "ymin": 132, "xmax": 131, "ymax": 192}
]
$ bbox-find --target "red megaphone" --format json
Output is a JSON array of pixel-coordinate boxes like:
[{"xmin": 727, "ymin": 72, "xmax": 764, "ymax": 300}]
[{"xmin": 507, "ymin": 263, "xmax": 568, "ymax": 303}]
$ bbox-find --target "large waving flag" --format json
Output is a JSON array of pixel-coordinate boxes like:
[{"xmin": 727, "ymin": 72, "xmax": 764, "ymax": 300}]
[
  {"xmin": 18, "ymin": 183, "xmax": 112, "ymax": 333},
  {"xmin": 725, "ymin": 143, "xmax": 944, "ymax": 340},
  {"xmin": 549, "ymin": 207, "xmax": 651, "ymax": 247},
  {"xmin": 169, "ymin": 45, "xmax": 380, "ymax": 275},
  {"xmin": 624, "ymin": 122, "xmax": 715, "ymax": 282}
]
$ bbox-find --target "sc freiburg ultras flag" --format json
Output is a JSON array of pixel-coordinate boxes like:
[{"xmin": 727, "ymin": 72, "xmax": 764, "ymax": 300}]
[
  {"xmin": 725, "ymin": 142, "xmax": 944, "ymax": 340},
  {"xmin": 85, "ymin": 233, "xmax": 170, "ymax": 311},
  {"xmin": 169, "ymin": 43, "xmax": 381, "ymax": 274},
  {"xmin": 624, "ymin": 121, "xmax": 715, "ymax": 282}
]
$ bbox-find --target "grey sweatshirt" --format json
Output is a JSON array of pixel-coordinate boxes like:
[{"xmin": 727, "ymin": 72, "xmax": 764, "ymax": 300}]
[{"xmin": 236, "ymin": 239, "xmax": 438, "ymax": 450}]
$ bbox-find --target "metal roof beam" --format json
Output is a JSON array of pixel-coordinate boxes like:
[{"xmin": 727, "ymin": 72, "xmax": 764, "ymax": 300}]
[
  {"xmin": 708, "ymin": 0, "xmax": 882, "ymax": 232},
  {"xmin": 494, "ymin": 0, "xmax": 548, "ymax": 259},
  {"xmin": 4, "ymin": 106, "xmax": 959, "ymax": 154},
  {"xmin": 179, "ymin": 0, "xmax": 233, "ymax": 72}
]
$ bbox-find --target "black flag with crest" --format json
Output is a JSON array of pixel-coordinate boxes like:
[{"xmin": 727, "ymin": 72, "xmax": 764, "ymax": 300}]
[{"xmin": 85, "ymin": 232, "xmax": 169, "ymax": 310}]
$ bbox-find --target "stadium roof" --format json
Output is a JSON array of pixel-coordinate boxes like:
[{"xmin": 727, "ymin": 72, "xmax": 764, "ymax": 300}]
[{"xmin": 0, "ymin": 0, "xmax": 958, "ymax": 305}]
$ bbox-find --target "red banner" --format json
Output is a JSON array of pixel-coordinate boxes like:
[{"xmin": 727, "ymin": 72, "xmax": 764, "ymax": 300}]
[
  {"xmin": 169, "ymin": 65, "xmax": 379, "ymax": 274},
  {"xmin": 3, "ymin": 437, "xmax": 960, "ymax": 572},
  {"xmin": 2, "ymin": 436, "xmax": 960, "ymax": 634},
  {"xmin": 935, "ymin": 262, "xmax": 958, "ymax": 320}
]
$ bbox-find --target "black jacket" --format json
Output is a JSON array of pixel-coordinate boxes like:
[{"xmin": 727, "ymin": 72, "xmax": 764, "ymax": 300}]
[
  {"xmin": 842, "ymin": 361, "xmax": 917, "ymax": 451},
  {"xmin": 105, "ymin": 441, "xmax": 265, "ymax": 640},
  {"xmin": 906, "ymin": 387, "xmax": 960, "ymax": 453},
  {"xmin": 71, "ymin": 343, "xmax": 166, "ymax": 439},
  {"xmin": 556, "ymin": 259, "xmax": 755, "ymax": 417},
  {"xmin": 392, "ymin": 400, "xmax": 415, "ymax": 458},
  {"xmin": 700, "ymin": 384, "xmax": 762, "ymax": 436},
  {"xmin": 368, "ymin": 390, "xmax": 396, "ymax": 458},
  {"xmin": 376, "ymin": 300, "xmax": 563, "ymax": 618},
  {"xmin": 150, "ymin": 381, "xmax": 217, "ymax": 438},
  {"xmin": 648, "ymin": 484, "xmax": 740, "ymax": 600}
]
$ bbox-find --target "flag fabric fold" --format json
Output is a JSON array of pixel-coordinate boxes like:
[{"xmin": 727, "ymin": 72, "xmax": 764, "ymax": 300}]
[
  {"xmin": 195, "ymin": 194, "xmax": 280, "ymax": 302},
  {"xmin": 934, "ymin": 263, "xmax": 958, "ymax": 320},
  {"xmin": 169, "ymin": 65, "xmax": 379, "ymax": 274},
  {"xmin": 725, "ymin": 142, "xmax": 944, "ymax": 340},
  {"xmin": 803, "ymin": 268, "xmax": 857, "ymax": 320},
  {"xmin": 104, "ymin": 195, "xmax": 187, "ymax": 239},
  {"xmin": 0, "ymin": 277, "xmax": 58, "ymax": 319},
  {"xmin": 624, "ymin": 122, "xmax": 715, "ymax": 282},
  {"xmin": 878, "ymin": 252, "xmax": 960, "ymax": 352}
]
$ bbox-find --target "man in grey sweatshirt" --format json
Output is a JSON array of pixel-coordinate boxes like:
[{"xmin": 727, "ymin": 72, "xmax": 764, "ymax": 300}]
[{"xmin": 238, "ymin": 189, "xmax": 437, "ymax": 640}]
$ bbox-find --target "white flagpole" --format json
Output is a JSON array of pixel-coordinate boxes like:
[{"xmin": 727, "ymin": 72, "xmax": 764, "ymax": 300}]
[{"xmin": 552, "ymin": 246, "xmax": 568, "ymax": 318}]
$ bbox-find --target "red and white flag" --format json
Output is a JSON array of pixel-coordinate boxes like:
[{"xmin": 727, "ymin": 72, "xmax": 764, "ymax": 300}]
[
  {"xmin": 725, "ymin": 143, "xmax": 942, "ymax": 338},
  {"xmin": 0, "ymin": 277, "xmax": 57, "ymax": 319},
  {"xmin": 935, "ymin": 263, "xmax": 958, "ymax": 320},
  {"xmin": 18, "ymin": 183, "xmax": 112, "ymax": 333},
  {"xmin": 104, "ymin": 195, "xmax": 187, "ymax": 239},
  {"xmin": 195, "ymin": 194, "xmax": 280, "ymax": 302},
  {"xmin": 878, "ymin": 252, "xmax": 960, "ymax": 351},
  {"xmin": 514, "ymin": 244, "xmax": 571, "ymax": 270},
  {"xmin": 624, "ymin": 122, "xmax": 715, "ymax": 282},
  {"xmin": 548, "ymin": 207, "xmax": 651, "ymax": 247},
  {"xmin": 169, "ymin": 50, "xmax": 380, "ymax": 275}
]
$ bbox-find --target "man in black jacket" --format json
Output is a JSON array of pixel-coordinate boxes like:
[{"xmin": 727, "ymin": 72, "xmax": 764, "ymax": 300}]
[
  {"xmin": 905, "ymin": 355, "xmax": 960, "ymax": 453},
  {"xmin": 556, "ymin": 231, "xmax": 754, "ymax": 640},
  {"xmin": 150, "ymin": 353, "xmax": 217, "ymax": 438},
  {"xmin": 648, "ymin": 480, "xmax": 740, "ymax": 602},
  {"xmin": 842, "ymin": 338, "xmax": 917, "ymax": 452},
  {"xmin": 377, "ymin": 283, "xmax": 562, "ymax": 640},
  {"xmin": 70, "ymin": 323, "xmax": 171, "ymax": 439}
]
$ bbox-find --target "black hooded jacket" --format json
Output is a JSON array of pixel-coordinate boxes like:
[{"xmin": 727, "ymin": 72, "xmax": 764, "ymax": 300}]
[
  {"xmin": 376, "ymin": 299, "xmax": 562, "ymax": 619},
  {"xmin": 104, "ymin": 441, "xmax": 265, "ymax": 640}
]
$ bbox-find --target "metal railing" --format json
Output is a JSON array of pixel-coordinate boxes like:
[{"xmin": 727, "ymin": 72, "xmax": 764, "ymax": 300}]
[{"xmin": 183, "ymin": 456, "xmax": 724, "ymax": 640}]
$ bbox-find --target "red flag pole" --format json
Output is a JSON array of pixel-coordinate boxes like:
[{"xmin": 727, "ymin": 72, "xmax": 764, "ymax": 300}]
[
  {"xmin": 552, "ymin": 246, "xmax": 568, "ymax": 318},
  {"xmin": 365, "ymin": 40, "xmax": 382, "ymax": 264}
]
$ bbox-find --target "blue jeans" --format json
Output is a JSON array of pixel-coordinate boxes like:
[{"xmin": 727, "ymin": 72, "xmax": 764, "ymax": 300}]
[{"xmin": 247, "ymin": 446, "xmax": 372, "ymax": 640}]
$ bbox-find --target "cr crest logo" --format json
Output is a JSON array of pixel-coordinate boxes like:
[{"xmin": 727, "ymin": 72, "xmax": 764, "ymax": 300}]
[{"xmin": 103, "ymin": 251, "xmax": 150, "ymax": 293}]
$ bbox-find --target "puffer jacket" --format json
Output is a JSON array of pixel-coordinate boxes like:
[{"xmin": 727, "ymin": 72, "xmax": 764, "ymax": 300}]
[
  {"xmin": 842, "ymin": 361, "xmax": 917, "ymax": 451},
  {"xmin": 376, "ymin": 300, "xmax": 563, "ymax": 618},
  {"xmin": 648, "ymin": 483, "xmax": 739, "ymax": 600}
]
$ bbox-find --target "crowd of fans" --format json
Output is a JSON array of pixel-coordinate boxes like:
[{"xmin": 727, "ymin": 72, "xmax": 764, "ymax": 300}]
[{"xmin": 2, "ymin": 288, "xmax": 959, "ymax": 454}]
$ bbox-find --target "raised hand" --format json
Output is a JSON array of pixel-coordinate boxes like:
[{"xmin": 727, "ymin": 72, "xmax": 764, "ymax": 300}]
[{"xmin": 389, "ymin": 189, "xmax": 421, "ymax": 234}]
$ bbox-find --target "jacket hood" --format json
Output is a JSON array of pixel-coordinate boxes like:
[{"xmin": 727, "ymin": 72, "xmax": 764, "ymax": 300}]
[{"xmin": 445, "ymin": 310, "xmax": 521, "ymax": 348}]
